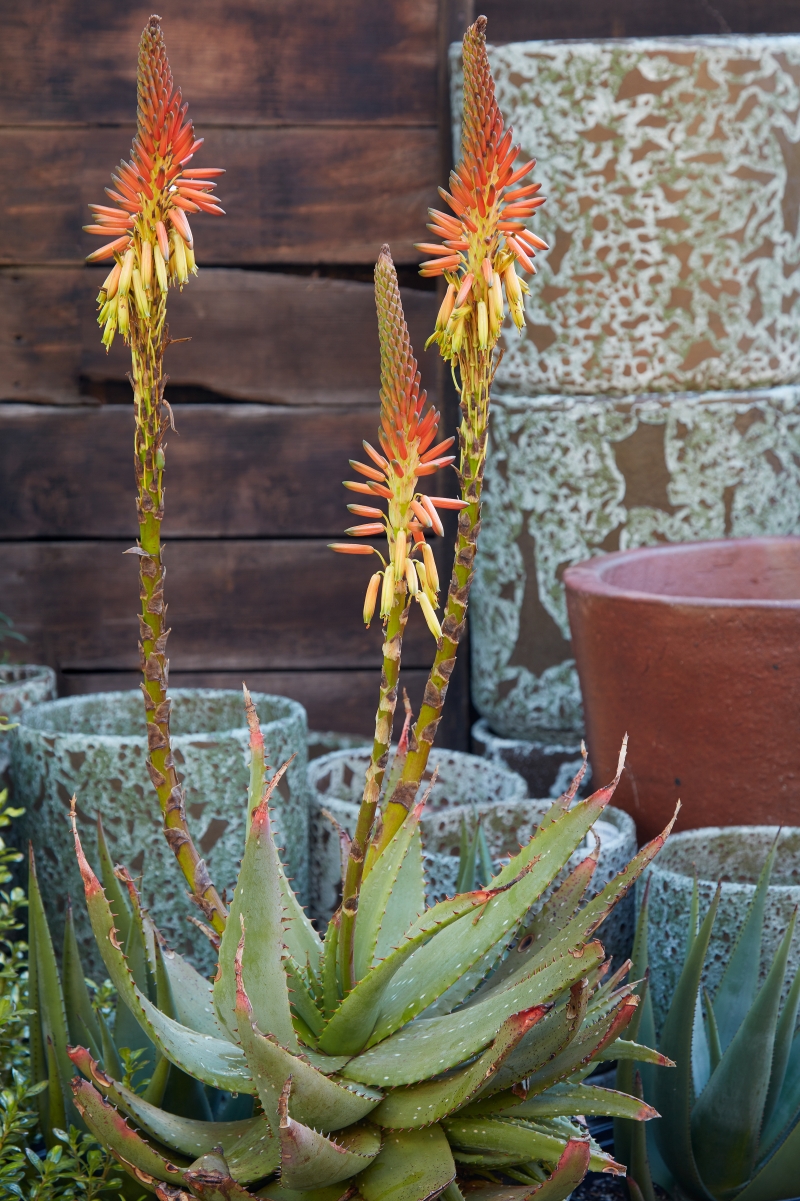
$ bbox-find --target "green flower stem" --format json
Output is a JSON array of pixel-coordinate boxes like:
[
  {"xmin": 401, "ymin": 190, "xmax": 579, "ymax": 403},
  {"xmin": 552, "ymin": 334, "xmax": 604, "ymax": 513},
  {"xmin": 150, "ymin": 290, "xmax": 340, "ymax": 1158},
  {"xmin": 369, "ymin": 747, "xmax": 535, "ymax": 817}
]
[
  {"xmin": 131, "ymin": 307, "xmax": 227, "ymax": 936},
  {"xmin": 378, "ymin": 351, "xmax": 491, "ymax": 851},
  {"xmin": 339, "ymin": 579, "xmax": 408, "ymax": 991}
]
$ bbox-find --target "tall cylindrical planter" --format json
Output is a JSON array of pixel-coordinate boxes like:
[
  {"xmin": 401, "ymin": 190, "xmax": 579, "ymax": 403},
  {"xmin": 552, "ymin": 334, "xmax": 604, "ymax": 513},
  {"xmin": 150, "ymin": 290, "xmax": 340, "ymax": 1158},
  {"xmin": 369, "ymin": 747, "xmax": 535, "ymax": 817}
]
[
  {"xmin": 564, "ymin": 537, "xmax": 800, "ymax": 839},
  {"xmin": 452, "ymin": 34, "xmax": 800, "ymax": 743},
  {"xmin": 12, "ymin": 689, "xmax": 309, "ymax": 972},
  {"xmin": 641, "ymin": 826, "xmax": 800, "ymax": 1033},
  {"xmin": 0, "ymin": 665, "xmax": 57, "ymax": 774}
]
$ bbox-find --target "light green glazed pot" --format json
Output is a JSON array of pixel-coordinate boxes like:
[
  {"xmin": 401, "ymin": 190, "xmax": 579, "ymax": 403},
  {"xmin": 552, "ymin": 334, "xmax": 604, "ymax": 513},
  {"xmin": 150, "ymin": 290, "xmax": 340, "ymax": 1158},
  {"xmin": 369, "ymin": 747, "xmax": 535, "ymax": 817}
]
[
  {"xmin": 11, "ymin": 689, "xmax": 309, "ymax": 973},
  {"xmin": 0, "ymin": 664, "xmax": 57, "ymax": 774}
]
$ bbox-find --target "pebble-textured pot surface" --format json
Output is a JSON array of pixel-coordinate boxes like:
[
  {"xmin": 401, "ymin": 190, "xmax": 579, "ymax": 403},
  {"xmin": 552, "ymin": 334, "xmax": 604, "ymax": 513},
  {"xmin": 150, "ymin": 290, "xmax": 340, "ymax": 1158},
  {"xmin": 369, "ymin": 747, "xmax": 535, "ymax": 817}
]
[
  {"xmin": 452, "ymin": 35, "xmax": 800, "ymax": 398},
  {"xmin": 0, "ymin": 665, "xmax": 56, "ymax": 773},
  {"xmin": 472, "ymin": 718, "xmax": 590, "ymax": 800},
  {"xmin": 472, "ymin": 389, "xmax": 800, "ymax": 740},
  {"xmin": 12, "ymin": 689, "xmax": 309, "ymax": 971},
  {"xmin": 641, "ymin": 826, "xmax": 800, "ymax": 1032},
  {"xmin": 312, "ymin": 790, "xmax": 637, "ymax": 964},
  {"xmin": 565, "ymin": 537, "xmax": 800, "ymax": 838}
]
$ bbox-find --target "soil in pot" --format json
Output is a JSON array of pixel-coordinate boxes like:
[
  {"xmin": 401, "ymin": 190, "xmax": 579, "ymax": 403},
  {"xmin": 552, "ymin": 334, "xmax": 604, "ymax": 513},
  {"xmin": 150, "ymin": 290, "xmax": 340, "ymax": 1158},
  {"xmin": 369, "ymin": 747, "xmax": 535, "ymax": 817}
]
[{"xmin": 11, "ymin": 688, "xmax": 309, "ymax": 972}]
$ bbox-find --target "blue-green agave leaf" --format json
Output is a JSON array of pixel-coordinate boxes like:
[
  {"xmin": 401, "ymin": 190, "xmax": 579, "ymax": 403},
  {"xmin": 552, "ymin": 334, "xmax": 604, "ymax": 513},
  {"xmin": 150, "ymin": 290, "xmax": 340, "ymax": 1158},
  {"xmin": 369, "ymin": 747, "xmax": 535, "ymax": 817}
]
[
  {"xmin": 763, "ymin": 961, "xmax": 800, "ymax": 1133},
  {"xmin": 735, "ymin": 1113, "xmax": 800, "ymax": 1201},
  {"xmin": 62, "ymin": 902, "xmax": 103, "ymax": 1061},
  {"xmin": 357, "ymin": 1124, "xmax": 455, "ymax": 1201}
]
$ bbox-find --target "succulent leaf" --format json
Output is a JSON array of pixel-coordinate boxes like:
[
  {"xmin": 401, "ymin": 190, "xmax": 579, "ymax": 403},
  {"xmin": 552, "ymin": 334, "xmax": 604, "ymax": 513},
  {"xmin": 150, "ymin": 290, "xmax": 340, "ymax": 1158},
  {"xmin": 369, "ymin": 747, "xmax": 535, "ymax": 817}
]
[
  {"xmin": 373, "ymin": 822, "xmax": 426, "ymax": 963},
  {"xmin": 526, "ymin": 994, "xmax": 640, "ymax": 1096},
  {"xmin": 214, "ymin": 798, "xmax": 298, "ymax": 1051},
  {"xmin": 467, "ymin": 1082, "xmax": 658, "ymax": 1123},
  {"xmin": 62, "ymin": 902, "xmax": 104, "ymax": 1060},
  {"xmin": 277, "ymin": 1081, "xmax": 382, "ymax": 1188},
  {"xmin": 180, "ymin": 1150, "xmax": 264, "ymax": 1201},
  {"xmin": 443, "ymin": 1116, "xmax": 620, "ymax": 1175},
  {"xmin": 72, "ymin": 1076, "xmax": 189, "ymax": 1184},
  {"xmin": 691, "ymin": 910, "xmax": 797, "ymax": 1194},
  {"xmin": 357, "ymin": 1125, "xmax": 456, "ymax": 1201},
  {"xmin": 285, "ymin": 953, "xmax": 326, "ymax": 1039},
  {"xmin": 342, "ymin": 942, "xmax": 605, "ymax": 1088},
  {"xmin": 734, "ymin": 1115, "xmax": 800, "ymax": 1201},
  {"xmin": 372, "ymin": 1006, "xmax": 550, "ymax": 1129},
  {"xmin": 354, "ymin": 803, "xmax": 424, "ymax": 981},
  {"xmin": 143, "ymin": 910, "xmax": 226, "ymax": 1038},
  {"xmin": 457, "ymin": 1137, "xmax": 590, "ymax": 1200},
  {"xmin": 96, "ymin": 814, "xmax": 133, "ymax": 947}
]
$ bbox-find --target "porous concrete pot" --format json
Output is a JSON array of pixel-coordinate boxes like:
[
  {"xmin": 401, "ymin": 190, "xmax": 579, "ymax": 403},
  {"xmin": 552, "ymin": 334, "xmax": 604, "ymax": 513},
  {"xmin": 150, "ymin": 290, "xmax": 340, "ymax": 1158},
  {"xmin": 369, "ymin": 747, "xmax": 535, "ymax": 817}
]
[
  {"xmin": 472, "ymin": 718, "xmax": 590, "ymax": 800},
  {"xmin": 641, "ymin": 826, "xmax": 800, "ymax": 1033},
  {"xmin": 472, "ymin": 388, "xmax": 800, "ymax": 740},
  {"xmin": 0, "ymin": 664, "xmax": 56, "ymax": 774},
  {"xmin": 453, "ymin": 35, "xmax": 800, "ymax": 397},
  {"xmin": 564, "ymin": 537, "xmax": 800, "ymax": 840},
  {"xmin": 12, "ymin": 689, "xmax": 309, "ymax": 970}
]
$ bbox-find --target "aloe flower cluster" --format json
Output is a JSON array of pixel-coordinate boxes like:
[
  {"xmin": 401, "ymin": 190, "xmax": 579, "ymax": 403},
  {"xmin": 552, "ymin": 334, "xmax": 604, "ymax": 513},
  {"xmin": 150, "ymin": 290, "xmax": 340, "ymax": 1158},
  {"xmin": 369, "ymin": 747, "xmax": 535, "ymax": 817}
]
[{"xmin": 86, "ymin": 15, "xmax": 227, "ymax": 935}]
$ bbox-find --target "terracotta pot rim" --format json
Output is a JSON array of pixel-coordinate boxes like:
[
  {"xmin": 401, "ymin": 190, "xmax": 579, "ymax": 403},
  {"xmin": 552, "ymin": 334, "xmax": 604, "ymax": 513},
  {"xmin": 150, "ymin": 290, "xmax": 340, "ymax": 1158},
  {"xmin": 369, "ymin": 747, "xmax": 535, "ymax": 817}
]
[{"xmin": 563, "ymin": 536, "xmax": 800, "ymax": 609}]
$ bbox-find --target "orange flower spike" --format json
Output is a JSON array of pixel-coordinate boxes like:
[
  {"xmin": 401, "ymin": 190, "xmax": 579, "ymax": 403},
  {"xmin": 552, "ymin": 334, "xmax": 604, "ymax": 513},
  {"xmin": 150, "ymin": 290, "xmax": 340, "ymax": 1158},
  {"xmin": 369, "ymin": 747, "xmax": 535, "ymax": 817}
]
[{"xmin": 86, "ymin": 15, "xmax": 224, "ymax": 351}]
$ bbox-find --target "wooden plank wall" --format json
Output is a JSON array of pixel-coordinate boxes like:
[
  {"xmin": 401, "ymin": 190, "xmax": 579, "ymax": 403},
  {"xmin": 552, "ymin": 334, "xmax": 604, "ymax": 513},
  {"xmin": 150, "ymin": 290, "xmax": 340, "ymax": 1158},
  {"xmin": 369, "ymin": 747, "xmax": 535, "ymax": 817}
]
[{"xmin": 2, "ymin": 0, "xmax": 798, "ymax": 740}]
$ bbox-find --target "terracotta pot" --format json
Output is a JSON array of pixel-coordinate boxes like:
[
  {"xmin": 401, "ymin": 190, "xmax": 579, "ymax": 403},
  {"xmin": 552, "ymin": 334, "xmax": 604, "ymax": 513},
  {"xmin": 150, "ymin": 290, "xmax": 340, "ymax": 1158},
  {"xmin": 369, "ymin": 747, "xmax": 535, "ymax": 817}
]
[{"xmin": 564, "ymin": 537, "xmax": 800, "ymax": 840}]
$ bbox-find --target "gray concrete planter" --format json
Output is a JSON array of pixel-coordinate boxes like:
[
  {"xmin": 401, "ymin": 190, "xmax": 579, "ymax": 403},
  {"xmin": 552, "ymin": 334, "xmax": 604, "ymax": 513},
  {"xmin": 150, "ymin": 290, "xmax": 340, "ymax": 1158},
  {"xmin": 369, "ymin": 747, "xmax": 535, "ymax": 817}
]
[
  {"xmin": 11, "ymin": 689, "xmax": 309, "ymax": 972},
  {"xmin": 472, "ymin": 387, "xmax": 800, "ymax": 739},
  {"xmin": 472, "ymin": 718, "xmax": 590, "ymax": 800},
  {"xmin": 641, "ymin": 826, "xmax": 800, "ymax": 1033},
  {"xmin": 0, "ymin": 664, "xmax": 57, "ymax": 774},
  {"xmin": 308, "ymin": 747, "xmax": 636, "ymax": 962}
]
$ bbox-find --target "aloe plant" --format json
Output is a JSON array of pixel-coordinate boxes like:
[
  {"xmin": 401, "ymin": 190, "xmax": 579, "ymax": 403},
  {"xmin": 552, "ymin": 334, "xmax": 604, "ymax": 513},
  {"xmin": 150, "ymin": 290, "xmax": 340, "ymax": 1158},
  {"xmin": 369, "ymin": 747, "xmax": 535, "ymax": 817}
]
[{"xmin": 617, "ymin": 846, "xmax": 800, "ymax": 1201}]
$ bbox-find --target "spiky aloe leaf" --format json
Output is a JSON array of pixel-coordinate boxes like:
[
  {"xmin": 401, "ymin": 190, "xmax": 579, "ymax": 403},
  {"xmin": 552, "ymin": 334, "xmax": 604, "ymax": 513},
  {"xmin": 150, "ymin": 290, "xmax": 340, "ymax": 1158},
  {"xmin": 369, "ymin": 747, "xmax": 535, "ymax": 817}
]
[
  {"xmin": 285, "ymin": 953, "xmax": 325, "ymax": 1040},
  {"xmin": 374, "ymin": 823, "xmax": 426, "ymax": 963},
  {"xmin": 62, "ymin": 902, "xmax": 103, "ymax": 1061},
  {"xmin": 72, "ymin": 1076, "xmax": 188, "ymax": 1185},
  {"xmin": 68, "ymin": 1044, "xmax": 278, "ymax": 1181},
  {"xmin": 215, "ymin": 795, "xmax": 298, "ymax": 1051},
  {"xmin": 735, "ymin": 1115, "xmax": 800, "ymax": 1201},
  {"xmin": 26, "ymin": 874, "xmax": 51, "ymax": 1137},
  {"xmin": 764, "ymin": 965, "xmax": 800, "ymax": 1135},
  {"xmin": 113, "ymin": 868, "xmax": 157, "ymax": 1087},
  {"xmin": 372, "ymin": 778, "xmax": 623, "ymax": 1039},
  {"xmin": 476, "ymin": 980, "xmax": 589, "ymax": 1100},
  {"xmin": 322, "ymin": 910, "xmax": 340, "ymax": 1019},
  {"xmin": 319, "ymin": 886, "xmax": 511, "ymax": 1057},
  {"xmin": 459, "ymin": 1137, "xmax": 590, "ymax": 1201},
  {"xmin": 653, "ymin": 887, "xmax": 720, "ymax": 1201},
  {"xmin": 354, "ymin": 803, "xmax": 424, "ymax": 981},
  {"xmin": 713, "ymin": 834, "xmax": 778, "ymax": 1052},
  {"xmin": 357, "ymin": 1125, "xmax": 455, "ymax": 1201},
  {"xmin": 525, "ymin": 995, "xmax": 641, "ymax": 1096},
  {"xmin": 443, "ymin": 1116, "xmax": 621, "ymax": 1175},
  {"xmin": 277, "ymin": 1081, "xmax": 381, "ymax": 1188},
  {"xmin": 341, "ymin": 941, "xmax": 604, "ymax": 1088},
  {"xmin": 142, "ymin": 910, "xmax": 226, "ymax": 1039},
  {"xmin": 28, "ymin": 847, "xmax": 82, "ymax": 1135},
  {"xmin": 96, "ymin": 814, "xmax": 132, "ymax": 947},
  {"xmin": 456, "ymin": 815, "xmax": 481, "ymax": 895},
  {"xmin": 371, "ymin": 1006, "xmax": 549, "ymax": 1129},
  {"xmin": 72, "ymin": 812, "xmax": 256, "ymax": 1093},
  {"xmin": 235, "ymin": 932, "xmax": 382, "ymax": 1133},
  {"xmin": 470, "ymin": 1082, "xmax": 657, "ymax": 1123},
  {"xmin": 180, "ymin": 1150, "xmax": 263, "ymax": 1201},
  {"xmin": 691, "ymin": 909, "xmax": 797, "ymax": 1195},
  {"xmin": 149, "ymin": 937, "xmax": 215, "ymax": 1120}
]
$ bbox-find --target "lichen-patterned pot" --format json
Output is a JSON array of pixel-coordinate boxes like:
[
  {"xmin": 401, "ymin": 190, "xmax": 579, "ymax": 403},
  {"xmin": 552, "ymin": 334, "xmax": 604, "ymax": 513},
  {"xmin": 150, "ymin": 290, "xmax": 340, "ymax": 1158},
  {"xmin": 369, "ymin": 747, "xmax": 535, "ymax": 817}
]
[
  {"xmin": 0, "ymin": 665, "xmax": 57, "ymax": 774},
  {"xmin": 311, "ymin": 790, "xmax": 637, "ymax": 964},
  {"xmin": 11, "ymin": 689, "xmax": 309, "ymax": 972},
  {"xmin": 452, "ymin": 35, "xmax": 800, "ymax": 397},
  {"xmin": 472, "ymin": 387, "xmax": 800, "ymax": 739},
  {"xmin": 641, "ymin": 827, "xmax": 800, "ymax": 1034},
  {"xmin": 307, "ymin": 746, "xmax": 528, "ymax": 923},
  {"xmin": 472, "ymin": 718, "xmax": 590, "ymax": 800}
]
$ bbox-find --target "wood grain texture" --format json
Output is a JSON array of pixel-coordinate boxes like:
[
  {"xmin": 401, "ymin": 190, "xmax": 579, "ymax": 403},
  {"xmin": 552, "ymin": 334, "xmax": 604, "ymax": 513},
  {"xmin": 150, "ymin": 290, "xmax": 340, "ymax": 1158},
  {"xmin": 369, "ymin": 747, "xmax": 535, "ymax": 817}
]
[
  {"xmin": 0, "ymin": 269, "xmax": 439, "ymax": 405},
  {"xmin": 481, "ymin": 0, "xmax": 800, "ymax": 42},
  {"xmin": 0, "ymin": 126, "xmax": 439, "ymax": 266},
  {"xmin": 58, "ymin": 668, "xmax": 469, "ymax": 747},
  {"xmin": 0, "ymin": 539, "xmax": 446, "ymax": 671},
  {"xmin": 0, "ymin": 1, "xmax": 439, "ymax": 126},
  {"xmin": 0, "ymin": 403, "xmax": 455, "ymax": 539}
]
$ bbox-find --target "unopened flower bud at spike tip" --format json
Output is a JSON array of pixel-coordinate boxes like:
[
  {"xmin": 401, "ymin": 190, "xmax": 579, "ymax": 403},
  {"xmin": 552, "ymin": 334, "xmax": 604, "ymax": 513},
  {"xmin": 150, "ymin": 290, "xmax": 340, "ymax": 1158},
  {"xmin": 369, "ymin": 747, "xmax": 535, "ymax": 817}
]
[{"xmin": 363, "ymin": 572, "xmax": 381, "ymax": 627}]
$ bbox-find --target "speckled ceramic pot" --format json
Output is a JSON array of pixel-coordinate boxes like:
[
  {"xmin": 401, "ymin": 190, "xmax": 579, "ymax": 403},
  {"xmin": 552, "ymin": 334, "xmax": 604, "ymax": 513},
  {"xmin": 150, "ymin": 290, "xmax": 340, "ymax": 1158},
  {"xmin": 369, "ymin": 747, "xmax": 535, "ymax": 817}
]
[
  {"xmin": 641, "ymin": 826, "xmax": 800, "ymax": 1033},
  {"xmin": 453, "ymin": 35, "xmax": 800, "ymax": 398},
  {"xmin": 472, "ymin": 718, "xmax": 590, "ymax": 800},
  {"xmin": 311, "ymin": 786, "xmax": 637, "ymax": 964},
  {"xmin": 472, "ymin": 387, "xmax": 800, "ymax": 740},
  {"xmin": 11, "ymin": 689, "xmax": 309, "ymax": 972},
  {"xmin": 0, "ymin": 664, "xmax": 56, "ymax": 774}
]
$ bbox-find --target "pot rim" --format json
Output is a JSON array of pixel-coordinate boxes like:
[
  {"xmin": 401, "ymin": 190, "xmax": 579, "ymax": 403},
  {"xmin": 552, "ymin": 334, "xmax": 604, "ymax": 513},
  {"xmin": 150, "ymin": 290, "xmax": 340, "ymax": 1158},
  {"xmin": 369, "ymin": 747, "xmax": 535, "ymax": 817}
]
[
  {"xmin": 563, "ymin": 536, "xmax": 800, "ymax": 610},
  {"xmin": 646, "ymin": 824, "xmax": 800, "ymax": 892},
  {"xmin": 14, "ymin": 687, "xmax": 305, "ymax": 745},
  {"xmin": 0, "ymin": 664, "xmax": 56, "ymax": 687}
]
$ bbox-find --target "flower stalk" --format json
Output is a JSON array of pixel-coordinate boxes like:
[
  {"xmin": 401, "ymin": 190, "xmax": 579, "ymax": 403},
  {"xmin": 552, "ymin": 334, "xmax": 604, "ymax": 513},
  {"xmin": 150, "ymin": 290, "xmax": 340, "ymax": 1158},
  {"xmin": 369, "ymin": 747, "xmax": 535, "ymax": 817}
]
[
  {"xmin": 379, "ymin": 15, "xmax": 546, "ymax": 848},
  {"xmin": 86, "ymin": 16, "xmax": 227, "ymax": 934}
]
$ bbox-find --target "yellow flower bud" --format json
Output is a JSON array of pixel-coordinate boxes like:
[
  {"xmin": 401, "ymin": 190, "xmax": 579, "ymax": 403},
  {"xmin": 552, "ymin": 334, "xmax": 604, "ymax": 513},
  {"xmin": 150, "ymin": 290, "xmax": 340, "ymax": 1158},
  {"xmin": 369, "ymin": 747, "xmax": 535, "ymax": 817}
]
[
  {"xmin": 171, "ymin": 232, "xmax": 188, "ymax": 285},
  {"xmin": 451, "ymin": 314, "xmax": 466, "ymax": 354},
  {"xmin": 380, "ymin": 566, "xmax": 395, "ymax": 618},
  {"xmin": 422, "ymin": 541, "xmax": 439, "ymax": 596},
  {"xmin": 492, "ymin": 271, "xmax": 504, "ymax": 321},
  {"xmin": 154, "ymin": 243, "xmax": 169, "ymax": 293},
  {"xmin": 101, "ymin": 315, "xmax": 116, "ymax": 350},
  {"xmin": 405, "ymin": 558, "xmax": 418, "ymax": 596},
  {"xmin": 504, "ymin": 263, "xmax": 522, "ymax": 307},
  {"xmin": 394, "ymin": 529, "xmax": 407, "ymax": 581},
  {"xmin": 436, "ymin": 283, "xmax": 456, "ymax": 331},
  {"xmin": 140, "ymin": 239, "xmax": 153, "ymax": 289},
  {"xmin": 363, "ymin": 571, "xmax": 381, "ymax": 627},
  {"xmin": 417, "ymin": 591, "xmax": 442, "ymax": 641},
  {"xmin": 185, "ymin": 242, "xmax": 197, "ymax": 276},
  {"xmin": 510, "ymin": 301, "xmax": 525, "ymax": 331},
  {"xmin": 118, "ymin": 247, "xmax": 135, "ymax": 298},
  {"xmin": 117, "ymin": 292, "xmax": 130, "ymax": 337},
  {"xmin": 477, "ymin": 300, "xmax": 488, "ymax": 349},
  {"xmin": 132, "ymin": 268, "xmax": 150, "ymax": 318}
]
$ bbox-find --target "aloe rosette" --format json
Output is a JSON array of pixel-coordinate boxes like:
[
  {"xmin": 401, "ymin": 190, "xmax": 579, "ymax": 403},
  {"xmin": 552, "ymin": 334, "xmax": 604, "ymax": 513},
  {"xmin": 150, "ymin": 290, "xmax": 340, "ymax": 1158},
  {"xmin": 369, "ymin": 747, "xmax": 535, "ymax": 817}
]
[{"xmin": 28, "ymin": 717, "xmax": 675, "ymax": 1201}]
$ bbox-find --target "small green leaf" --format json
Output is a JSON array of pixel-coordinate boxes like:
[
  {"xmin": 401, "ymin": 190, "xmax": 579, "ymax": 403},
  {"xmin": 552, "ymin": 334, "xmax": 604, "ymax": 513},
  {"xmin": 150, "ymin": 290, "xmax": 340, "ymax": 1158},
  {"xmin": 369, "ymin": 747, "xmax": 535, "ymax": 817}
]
[
  {"xmin": 354, "ymin": 804, "xmax": 424, "ymax": 981},
  {"xmin": 456, "ymin": 815, "xmax": 480, "ymax": 894},
  {"xmin": 357, "ymin": 1124, "xmax": 455, "ymax": 1201},
  {"xmin": 476, "ymin": 1081, "xmax": 658, "ymax": 1123},
  {"xmin": 525, "ymin": 993, "xmax": 641, "ymax": 1096},
  {"xmin": 375, "ymin": 824, "xmax": 426, "ymax": 964},
  {"xmin": 96, "ymin": 815, "xmax": 132, "ymax": 947},
  {"xmin": 277, "ymin": 1083, "xmax": 381, "ymax": 1189}
]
